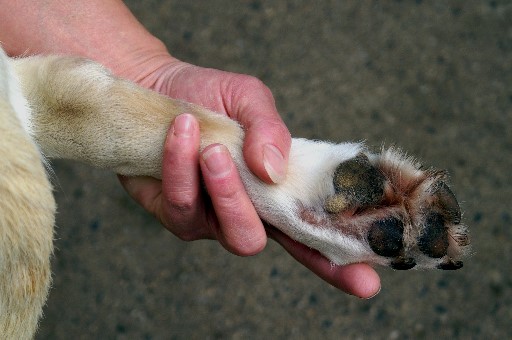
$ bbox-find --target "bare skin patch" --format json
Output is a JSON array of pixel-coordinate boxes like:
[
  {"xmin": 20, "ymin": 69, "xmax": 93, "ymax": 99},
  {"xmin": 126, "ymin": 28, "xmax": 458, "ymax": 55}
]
[{"xmin": 299, "ymin": 207, "xmax": 361, "ymax": 238}]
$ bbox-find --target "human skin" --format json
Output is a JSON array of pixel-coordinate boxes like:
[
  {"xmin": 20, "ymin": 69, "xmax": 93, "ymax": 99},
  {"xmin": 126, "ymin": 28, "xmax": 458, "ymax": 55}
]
[{"xmin": 0, "ymin": 0, "xmax": 380, "ymax": 298}]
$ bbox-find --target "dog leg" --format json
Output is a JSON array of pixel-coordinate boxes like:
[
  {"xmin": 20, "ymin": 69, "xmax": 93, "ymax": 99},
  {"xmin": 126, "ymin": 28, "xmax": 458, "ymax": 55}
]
[{"xmin": 13, "ymin": 55, "xmax": 469, "ymax": 270}]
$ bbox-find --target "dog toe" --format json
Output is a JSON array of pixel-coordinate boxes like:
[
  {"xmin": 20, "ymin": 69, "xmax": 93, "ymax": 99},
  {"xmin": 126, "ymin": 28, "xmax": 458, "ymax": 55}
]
[{"xmin": 418, "ymin": 212, "xmax": 449, "ymax": 258}]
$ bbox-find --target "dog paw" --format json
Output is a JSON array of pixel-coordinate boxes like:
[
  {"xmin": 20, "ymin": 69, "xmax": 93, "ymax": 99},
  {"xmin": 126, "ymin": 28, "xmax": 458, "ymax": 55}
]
[{"xmin": 298, "ymin": 148, "xmax": 469, "ymax": 270}]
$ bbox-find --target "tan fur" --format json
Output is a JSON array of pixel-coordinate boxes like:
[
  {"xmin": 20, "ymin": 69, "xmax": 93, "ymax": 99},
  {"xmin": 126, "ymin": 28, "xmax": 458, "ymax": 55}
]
[
  {"xmin": 13, "ymin": 56, "xmax": 244, "ymax": 178},
  {"xmin": 0, "ymin": 93, "xmax": 54, "ymax": 339},
  {"xmin": 0, "ymin": 55, "xmax": 247, "ymax": 339}
]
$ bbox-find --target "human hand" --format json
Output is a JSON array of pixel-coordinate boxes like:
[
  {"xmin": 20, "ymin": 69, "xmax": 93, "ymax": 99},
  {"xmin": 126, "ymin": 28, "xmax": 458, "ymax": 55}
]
[
  {"xmin": 120, "ymin": 60, "xmax": 381, "ymax": 297},
  {"xmin": 120, "ymin": 61, "xmax": 291, "ymax": 256}
]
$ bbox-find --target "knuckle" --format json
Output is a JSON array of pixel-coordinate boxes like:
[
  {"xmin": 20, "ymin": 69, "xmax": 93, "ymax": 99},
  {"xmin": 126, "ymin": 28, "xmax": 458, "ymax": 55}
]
[
  {"xmin": 266, "ymin": 119, "xmax": 291, "ymax": 142},
  {"xmin": 230, "ymin": 74, "xmax": 273, "ymax": 99},
  {"xmin": 174, "ymin": 230, "xmax": 201, "ymax": 242},
  {"xmin": 165, "ymin": 189, "xmax": 197, "ymax": 213},
  {"xmin": 233, "ymin": 73, "xmax": 264, "ymax": 87},
  {"xmin": 168, "ymin": 197, "xmax": 195, "ymax": 214},
  {"xmin": 213, "ymin": 180, "xmax": 242, "ymax": 205}
]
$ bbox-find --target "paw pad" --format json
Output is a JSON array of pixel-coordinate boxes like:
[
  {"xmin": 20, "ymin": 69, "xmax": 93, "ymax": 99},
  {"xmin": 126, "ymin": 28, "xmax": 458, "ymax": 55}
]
[
  {"xmin": 321, "ymin": 149, "xmax": 469, "ymax": 270},
  {"xmin": 325, "ymin": 154, "xmax": 385, "ymax": 213},
  {"xmin": 418, "ymin": 213, "xmax": 449, "ymax": 258},
  {"xmin": 368, "ymin": 217, "xmax": 404, "ymax": 258}
]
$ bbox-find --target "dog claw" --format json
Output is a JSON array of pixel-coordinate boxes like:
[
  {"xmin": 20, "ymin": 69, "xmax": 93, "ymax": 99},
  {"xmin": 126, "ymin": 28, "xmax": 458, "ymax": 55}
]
[
  {"xmin": 434, "ymin": 182, "xmax": 462, "ymax": 225},
  {"xmin": 437, "ymin": 260, "xmax": 463, "ymax": 270},
  {"xmin": 391, "ymin": 257, "xmax": 417, "ymax": 270}
]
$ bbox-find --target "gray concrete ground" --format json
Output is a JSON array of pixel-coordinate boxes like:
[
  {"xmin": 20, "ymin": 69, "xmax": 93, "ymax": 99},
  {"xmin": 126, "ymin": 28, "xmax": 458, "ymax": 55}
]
[{"xmin": 36, "ymin": 1, "xmax": 511, "ymax": 339}]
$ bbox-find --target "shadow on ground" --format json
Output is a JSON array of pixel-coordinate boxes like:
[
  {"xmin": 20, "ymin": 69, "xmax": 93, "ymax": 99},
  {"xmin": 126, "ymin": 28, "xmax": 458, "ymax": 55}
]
[{"xmin": 37, "ymin": 1, "xmax": 511, "ymax": 339}]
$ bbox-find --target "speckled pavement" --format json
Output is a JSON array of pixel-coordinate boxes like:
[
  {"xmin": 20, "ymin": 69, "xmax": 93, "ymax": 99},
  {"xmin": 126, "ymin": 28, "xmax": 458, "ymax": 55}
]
[{"xmin": 37, "ymin": 1, "xmax": 511, "ymax": 338}]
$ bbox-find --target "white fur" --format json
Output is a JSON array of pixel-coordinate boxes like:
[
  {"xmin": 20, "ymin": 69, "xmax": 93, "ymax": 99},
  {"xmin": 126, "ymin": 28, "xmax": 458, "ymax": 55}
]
[
  {"xmin": 0, "ymin": 48, "xmax": 32, "ymax": 135},
  {"xmin": 240, "ymin": 139, "xmax": 372, "ymax": 263}
]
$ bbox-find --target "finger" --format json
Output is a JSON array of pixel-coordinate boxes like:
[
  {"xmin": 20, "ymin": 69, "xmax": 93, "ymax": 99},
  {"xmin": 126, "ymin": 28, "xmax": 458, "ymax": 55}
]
[
  {"xmin": 160, "ymin": 114, "xmax": 212, "ymax": 240},
  {"xmin": 267, "ymin": 227, "xmax": 381, "ymax": 298},
  {"xmin": 118, "ymin": 175, "xmax": 162, "ymax": 215},
  {"xmin": 223, "ymin": 75, "xmax": 291, "ymax": 184},
  {"xmin": 200, "ymin": 143, "xmax": 267, "ymax": 256}
]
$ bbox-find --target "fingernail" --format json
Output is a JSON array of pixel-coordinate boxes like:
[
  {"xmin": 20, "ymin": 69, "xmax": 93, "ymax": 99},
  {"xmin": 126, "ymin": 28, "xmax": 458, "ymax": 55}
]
[
  {"xmin": 202, "ymin": 144, "xmax": 232, "ymax": 177},
  {"xmin": 364, "ymin": 286, "xmax": 381, "ymax": 300},
  {"xmin": 263, "ymin": 144, "xmax": 286, "ymax": 183},
  {"xmin": 173, "ymin": 114, "xmax": 194, "ymax": 138}
]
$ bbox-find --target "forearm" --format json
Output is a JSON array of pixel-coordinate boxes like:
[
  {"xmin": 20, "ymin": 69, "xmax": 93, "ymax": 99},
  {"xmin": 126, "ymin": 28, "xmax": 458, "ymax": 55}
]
[{"xmin": 0, "ymin": 0, "xmax": 174, "ymax": 84}]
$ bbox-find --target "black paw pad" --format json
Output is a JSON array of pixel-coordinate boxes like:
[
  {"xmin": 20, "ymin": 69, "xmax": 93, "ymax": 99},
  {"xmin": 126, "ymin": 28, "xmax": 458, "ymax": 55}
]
[
  {"xmin": 329, "ymin": 154, "xmax": 385, "ymax": 211},
  {"xmin": 418, "ymin": 213, "xmax": 449, "ymax": 258},
  {"xmin": 435, "ymin": 182, "xmax": 462, "ymax": 224},
  {"xmin": 368, "ymin": 217, "xmax": 404, "ymax": 257},
  {"xmin": 437, "ymin": 260, "xmax": 463, "ymax": 270},
  {"xmin": 391, "ymin": 257, "xmax": 417, "ymax": 270}
]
